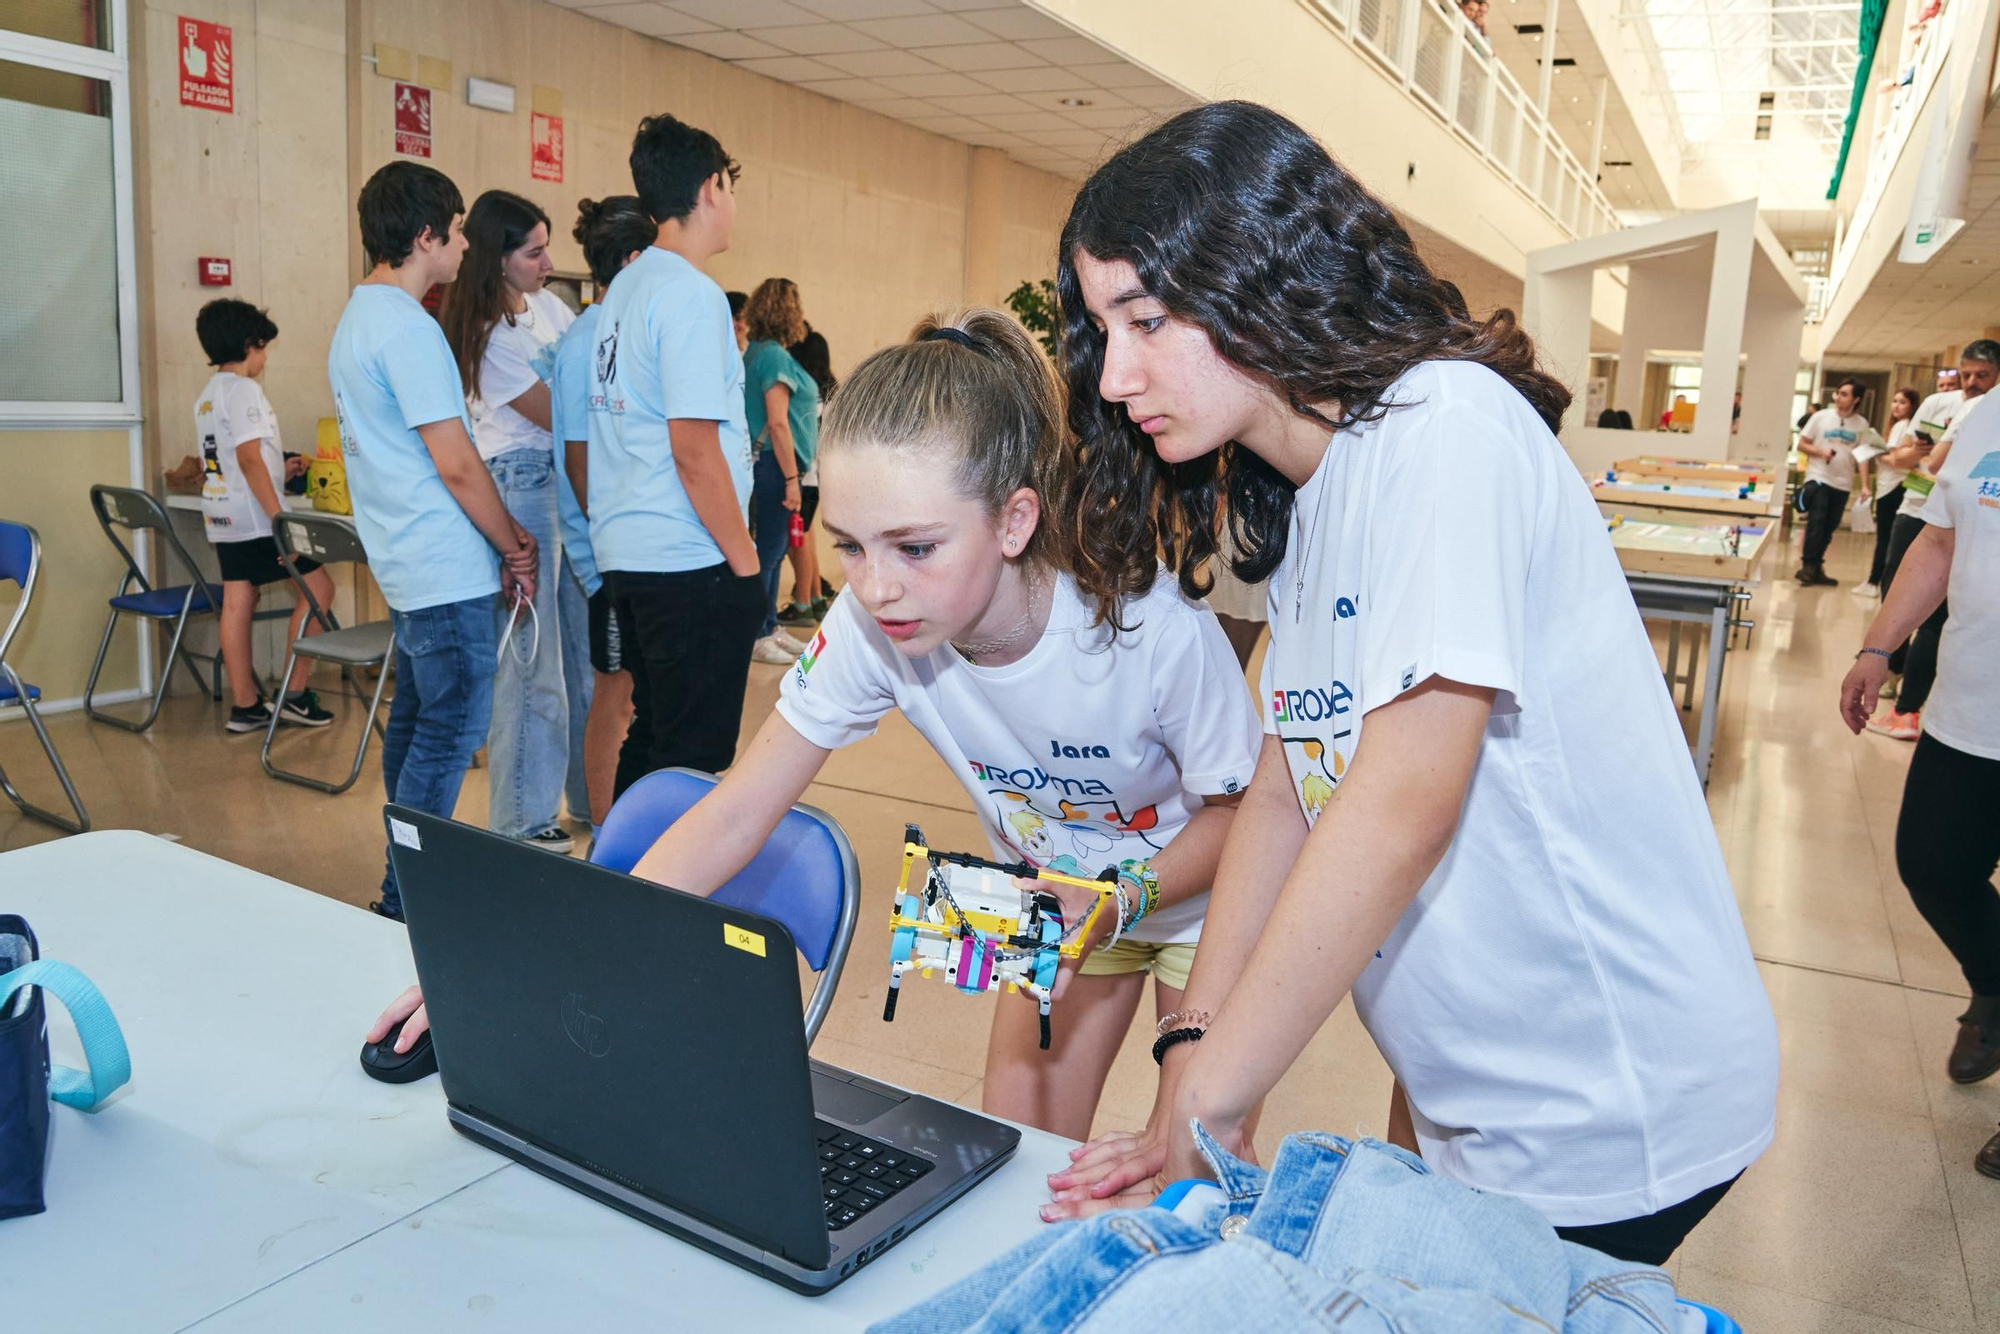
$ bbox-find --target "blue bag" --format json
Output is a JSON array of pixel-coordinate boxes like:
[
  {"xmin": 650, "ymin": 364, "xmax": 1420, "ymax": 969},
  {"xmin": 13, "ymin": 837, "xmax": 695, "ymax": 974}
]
[{"xmin": 0, "ymin": 914, "xmax": 130, "ymax": 1219}]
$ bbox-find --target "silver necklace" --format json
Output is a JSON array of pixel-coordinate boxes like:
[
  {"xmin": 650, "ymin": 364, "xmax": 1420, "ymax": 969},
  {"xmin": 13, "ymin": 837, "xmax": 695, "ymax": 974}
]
[
  {"xmin": 1293, "ymin": 480, "xmax": 1328, "ymax": 623},
  {"xmin": 954, "ymin": 569, "xmax": 1047, "ymax": 663}
]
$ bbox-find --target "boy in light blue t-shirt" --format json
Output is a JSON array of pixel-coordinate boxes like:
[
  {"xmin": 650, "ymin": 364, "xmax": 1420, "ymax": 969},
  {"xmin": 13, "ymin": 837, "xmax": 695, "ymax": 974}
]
[
  {"xmin": 328, "ymin": 161, "xmax": 538, "ymax": 920},
  {"xmin": 587, "ymin": 114, "xmax": 765, "ymax": 797}
]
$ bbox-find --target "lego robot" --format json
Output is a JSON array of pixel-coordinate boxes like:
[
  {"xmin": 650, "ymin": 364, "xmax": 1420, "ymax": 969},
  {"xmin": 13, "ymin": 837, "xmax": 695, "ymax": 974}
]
[{"xmin": 881, "ymin": 824, "xmax": 1128, "ymax": 1050}]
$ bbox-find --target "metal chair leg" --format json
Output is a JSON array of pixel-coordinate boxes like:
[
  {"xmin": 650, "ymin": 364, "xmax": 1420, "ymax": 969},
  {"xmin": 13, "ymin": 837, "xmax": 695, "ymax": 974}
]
[
  {"xmin": 261, "ymin": 647, "xmax": 393, "ymax": 795},
  {"xmin": 0, "ymin": 674, "xmax": 89, "ymax": 835},
  {"xmin": 81, "ymin": 607, "xmax": 123, "ymax": 726},
  {"xmin": 85, "ymin": 608, "xmax": 193, "ymax": 734}
]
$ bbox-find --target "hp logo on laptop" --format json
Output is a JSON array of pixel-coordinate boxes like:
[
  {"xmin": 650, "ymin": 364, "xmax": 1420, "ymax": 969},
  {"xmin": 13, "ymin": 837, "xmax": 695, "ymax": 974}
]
[{"xmin": 561, "ymin": 991, "xmax": 611, "ymax": 1057}]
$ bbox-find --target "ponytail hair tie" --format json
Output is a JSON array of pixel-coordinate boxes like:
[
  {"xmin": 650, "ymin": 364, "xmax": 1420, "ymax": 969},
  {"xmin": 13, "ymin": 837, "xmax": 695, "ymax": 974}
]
[{"xmin": 918, "ymin": 325, "xmax": 983, "ymax": 354}]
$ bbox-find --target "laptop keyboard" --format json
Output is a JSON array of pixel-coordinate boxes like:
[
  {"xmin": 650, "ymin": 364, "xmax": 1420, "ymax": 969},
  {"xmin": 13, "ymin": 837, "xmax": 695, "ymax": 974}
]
[{"xmin": 815, "ymin": 1120, "xmax": 934, "ymax": 1231}]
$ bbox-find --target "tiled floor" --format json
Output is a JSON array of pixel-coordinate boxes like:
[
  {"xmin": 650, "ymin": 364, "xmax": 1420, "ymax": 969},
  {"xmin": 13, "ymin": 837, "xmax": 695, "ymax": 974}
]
[{"xmin": 3, "ymin": 523, "xmax": 1994, "ymax": 1330}]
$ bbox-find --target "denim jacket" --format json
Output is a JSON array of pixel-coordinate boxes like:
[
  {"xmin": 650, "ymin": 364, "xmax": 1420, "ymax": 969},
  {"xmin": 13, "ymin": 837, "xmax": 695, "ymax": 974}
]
[{"xmin": 871, "ymin": 1125, "xmax": 1681, "ymax": 1334}]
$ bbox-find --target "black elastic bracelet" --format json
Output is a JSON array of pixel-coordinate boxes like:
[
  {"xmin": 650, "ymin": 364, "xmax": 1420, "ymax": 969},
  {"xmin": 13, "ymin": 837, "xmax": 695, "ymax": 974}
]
[{"xmin": 1152, "ymin": 1026, "xmax": 1205, "ymax": 1066}]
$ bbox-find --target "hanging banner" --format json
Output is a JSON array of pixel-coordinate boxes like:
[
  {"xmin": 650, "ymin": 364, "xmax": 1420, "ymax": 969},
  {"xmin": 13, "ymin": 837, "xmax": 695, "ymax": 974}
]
[
  {"xmin": 531, "ymin": 112, "xmax": 564, "ymax": 182},
  {"xmin": 394, "ymin": 82, "xmax": 432, "ymax": 158},
  {"xmin": 178, "ymin": 17, "xmax": 233, "ymax": 113},
  {"xmin": 1901, "ymin": 0, "xmax": 2000, "ymax": 262}
]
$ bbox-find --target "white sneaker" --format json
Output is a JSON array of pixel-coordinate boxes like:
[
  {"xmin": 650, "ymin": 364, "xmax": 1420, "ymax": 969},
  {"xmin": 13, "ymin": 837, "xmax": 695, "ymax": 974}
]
[
  {"xmin": 1850, "ymin": 582, "xmax": 1880, "ymax": 598},
  {"xmin": 771, "ymin": 628, "xmax": 812, "ymax": 654},
  {"xmin": 752, "ymin": 634, "xmax": 800, "ymax": 665}
]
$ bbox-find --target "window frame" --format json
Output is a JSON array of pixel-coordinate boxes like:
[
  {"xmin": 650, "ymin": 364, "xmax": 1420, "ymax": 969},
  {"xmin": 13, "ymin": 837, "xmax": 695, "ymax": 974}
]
[{"xmin": 0, "ymin": 5, "xmax": 141, "ymax": 426}]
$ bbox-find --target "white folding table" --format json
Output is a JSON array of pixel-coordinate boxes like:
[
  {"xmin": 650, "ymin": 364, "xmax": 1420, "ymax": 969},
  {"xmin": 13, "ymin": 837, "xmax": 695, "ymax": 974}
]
[{"xmin": 2, "ymin": 832, "xmax": 1071, "ymax": 1332}]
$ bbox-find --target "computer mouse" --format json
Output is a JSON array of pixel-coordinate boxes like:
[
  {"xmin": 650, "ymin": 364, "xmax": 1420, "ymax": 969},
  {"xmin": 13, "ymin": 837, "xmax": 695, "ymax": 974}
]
[{"xmin": 360, "ymin": 1015, "xmax": 437, "ymax": 1083}]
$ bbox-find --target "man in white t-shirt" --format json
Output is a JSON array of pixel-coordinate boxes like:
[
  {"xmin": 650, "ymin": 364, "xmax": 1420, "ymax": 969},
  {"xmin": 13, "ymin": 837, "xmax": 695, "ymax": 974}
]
[
  {"xmin": 1840, "ymin": 378, "xmax": 2000, "ymax": 1181},
  {"xmin": 1795, "ymin": 377, "xmax": 1871, "ymax": 586},
  {"xmin": 191, "ymin": 299, "xmax": 334, "ymax": 734},
  {"xmin": 1871, "ymin": 346, "xmax": 1997, "ymax": 737}
]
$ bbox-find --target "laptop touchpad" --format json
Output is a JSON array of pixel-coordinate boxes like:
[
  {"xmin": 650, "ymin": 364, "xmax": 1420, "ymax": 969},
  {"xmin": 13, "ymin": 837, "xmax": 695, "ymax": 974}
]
[{"xmin": 812, "ymin": 1071, "xmax": 903, "ymax": 1125}]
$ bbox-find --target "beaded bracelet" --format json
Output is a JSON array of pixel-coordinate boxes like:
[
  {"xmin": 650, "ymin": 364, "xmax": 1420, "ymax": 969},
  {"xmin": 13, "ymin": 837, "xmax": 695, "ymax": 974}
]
[
  {"xmin": 1156, "ymin": 1007, "xmax": 1213, "ymax": 1038},
  {"xmin": 1151, "ymin": 1026, "xmax": 1204, "ymax": 1066},
  {"xmin": 1103, "ymin": 877, "xmax": 1131, "ymax": 950},
  {"xmin": 1116, "ymin": 860, "xmax": 1159, "ymax": 930}
]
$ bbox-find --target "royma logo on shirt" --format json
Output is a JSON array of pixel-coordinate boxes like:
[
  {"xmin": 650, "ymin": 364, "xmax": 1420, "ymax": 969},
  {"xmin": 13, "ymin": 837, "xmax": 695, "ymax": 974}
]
[
  {"xmin": 791, "ymin": 628, "xmax": 826, "ymax": 690},
  {"xmin": 967, "ymin": 760, "xmax": 1115, "ymax": 798},
  {"xmin": 1270, "ymin": 682, "xmax": 1355, "ymax": 724}
]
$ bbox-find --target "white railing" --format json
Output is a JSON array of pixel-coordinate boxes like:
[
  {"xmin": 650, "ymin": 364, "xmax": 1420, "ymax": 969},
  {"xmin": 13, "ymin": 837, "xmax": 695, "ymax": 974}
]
[
  {"xmin": 1824, "ymin": 7, "xmax": 1957, "ymax": 307},
  {"xmin": 1300, "ymin": 0, "xmax": 1623, "ymax": 239}
]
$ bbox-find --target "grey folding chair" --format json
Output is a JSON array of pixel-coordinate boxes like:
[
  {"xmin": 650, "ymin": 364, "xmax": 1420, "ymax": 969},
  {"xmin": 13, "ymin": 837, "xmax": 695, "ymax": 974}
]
[
  {"xmin": 260, "ymin": 512, "xmax": 394, "ymax": 794},
  {"xmin": 0, "ymin": 522, "xmax": 90, "ymax": 834},
  {"xmin": 83, "ymin": 485, "xmax": 227, "ymax": 732}
]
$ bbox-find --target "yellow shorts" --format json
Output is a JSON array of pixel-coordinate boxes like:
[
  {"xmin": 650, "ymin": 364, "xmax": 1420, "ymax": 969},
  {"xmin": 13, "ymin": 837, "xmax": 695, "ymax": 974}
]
[{"xmin": 1077, "ymin": 937, "xmax": 1197, "ymax": 991}]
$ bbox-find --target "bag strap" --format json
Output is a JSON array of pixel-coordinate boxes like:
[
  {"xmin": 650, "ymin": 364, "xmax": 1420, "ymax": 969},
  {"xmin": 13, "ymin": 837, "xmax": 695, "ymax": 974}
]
[{"xmin": 0, "ymin": 961, "xmax": 131, "ymax": 1110}]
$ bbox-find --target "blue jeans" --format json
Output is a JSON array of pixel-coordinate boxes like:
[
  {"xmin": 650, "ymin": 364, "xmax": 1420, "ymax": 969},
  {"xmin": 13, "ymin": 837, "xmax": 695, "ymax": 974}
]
[
  {"xmin": 750, "ymin": 448, "xmax": 790, "ymax": 639},
  {"xmin": 557, "ymin": 551, "xmax": 592, "ymax": 823},
  {"xmin": 378, "ymin": 596, "xmax": 498, "ymax": 913},
  {"xmin": 870, "ymin": 1125, "xmax": 1681, "ymax": 1334},
  {"xmin": 486, "ymin": 450, "xmax": 573, "ymax": 840}
]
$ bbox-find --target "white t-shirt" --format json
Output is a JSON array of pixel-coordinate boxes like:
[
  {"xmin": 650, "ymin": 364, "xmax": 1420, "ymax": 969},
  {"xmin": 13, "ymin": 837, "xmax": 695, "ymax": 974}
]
[
  {"xmin": 193, "ymin": 370, "xmax": 283, "ymax": 542},
  {"xmin": 1877, "ymin": 418, "xmax": 1912, "ymax": 494},
  {"xmin": 1800, "ymin": 407, "xmax": 1867, "ymax": 490},
  {"xmin": 469, "ymin": 288, "xmax": 574, "ymax": 461},
  {"xmin": 1901, "ymin": 389, "xmax": 1967, "ymax": 519},
  {"xmin": 1919, "ymin": 402, "xmax": 2000, "ymax": 759},
  {"xmin": 777, "ymin": 573, "xmax": 1262, "ymax": 944},
  {"xmin": 1260, "ymin": 360, "xmax": 1777, "ymax": 1226}
]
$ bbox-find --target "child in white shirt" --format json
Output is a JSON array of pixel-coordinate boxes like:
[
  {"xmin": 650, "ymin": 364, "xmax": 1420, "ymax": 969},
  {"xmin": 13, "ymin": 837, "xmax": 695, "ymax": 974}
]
[{"xmin": 192, "ymin": 300, "xmax": 334, "ymax": 733}]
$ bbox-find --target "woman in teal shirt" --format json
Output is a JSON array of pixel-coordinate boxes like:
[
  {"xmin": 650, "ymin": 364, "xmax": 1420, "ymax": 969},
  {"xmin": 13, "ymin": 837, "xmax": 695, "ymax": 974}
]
[{"xmin": 742, "ymin": 278, "xmax": 820, "ymax": 665}]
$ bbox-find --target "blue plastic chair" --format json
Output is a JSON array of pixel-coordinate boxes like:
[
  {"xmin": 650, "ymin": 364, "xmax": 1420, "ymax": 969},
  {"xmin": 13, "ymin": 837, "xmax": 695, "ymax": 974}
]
[
  {"xmin": 592, "ymin": 767, "xmax": 859, "ymax": 1045},
  {"xmin": 0, "ymin": 522, "xmax": 89, "ymax": 834},
  {"xmin": 82, "ymin": 485, "xmax": 226, "ymax": 732}
]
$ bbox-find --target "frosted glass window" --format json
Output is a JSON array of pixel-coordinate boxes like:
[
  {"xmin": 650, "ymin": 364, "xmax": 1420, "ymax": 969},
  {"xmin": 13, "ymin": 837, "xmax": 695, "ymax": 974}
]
[{"xmin": 0, "ymin": 63, "xmax": 122, "ymax": 403}]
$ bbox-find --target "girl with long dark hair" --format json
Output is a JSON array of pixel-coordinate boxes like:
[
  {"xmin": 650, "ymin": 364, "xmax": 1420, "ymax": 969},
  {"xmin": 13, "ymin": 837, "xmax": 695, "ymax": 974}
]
[
  {"xmin": 1857, "ymin": 385, "xmax": 1920, "ymax": 597},
  {"xmin": 1040, "ymin": 101, "xmax": 1777, "ymax": 1265},
  {"xmin": 439, "ymin": 190, "xmax": 581, "ymax": 853}
]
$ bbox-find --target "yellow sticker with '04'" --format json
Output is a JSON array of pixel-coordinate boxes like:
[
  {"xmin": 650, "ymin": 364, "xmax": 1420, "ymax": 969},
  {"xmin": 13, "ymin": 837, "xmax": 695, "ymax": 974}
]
[{"xmin": 724, "ymin": 924, "xmax": 766, "ymax": 957}]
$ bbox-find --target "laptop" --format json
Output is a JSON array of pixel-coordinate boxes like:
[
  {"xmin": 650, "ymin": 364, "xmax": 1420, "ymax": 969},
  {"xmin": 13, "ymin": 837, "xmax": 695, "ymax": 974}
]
[{"xmin": 385, "ymin": 806, "xmax": 1021, "ymax": 1295}]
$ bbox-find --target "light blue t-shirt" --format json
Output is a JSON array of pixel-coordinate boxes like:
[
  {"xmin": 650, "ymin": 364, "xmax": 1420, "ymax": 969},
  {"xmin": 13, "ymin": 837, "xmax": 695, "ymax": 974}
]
[
  {"xmin": 744, "ymin": 340, "xmax": 820, "ymax": 472},
  {"xmin": 327, "ymin": 284, "xmax": 499, "ymax": 612},
  {"xmin": 586, "ymin": 247, "xmax": 751, "ymax": 573},
  {"xmin": 551, "ymin": 301, "xmax": 602, "ymax": 597}
]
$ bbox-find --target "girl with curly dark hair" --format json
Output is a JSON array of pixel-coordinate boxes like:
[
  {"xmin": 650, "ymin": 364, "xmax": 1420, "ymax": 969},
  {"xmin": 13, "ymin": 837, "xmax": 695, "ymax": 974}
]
[{"xmin": 1041, "ymin": 101, "xmax": 1776, "ymax": 1266}]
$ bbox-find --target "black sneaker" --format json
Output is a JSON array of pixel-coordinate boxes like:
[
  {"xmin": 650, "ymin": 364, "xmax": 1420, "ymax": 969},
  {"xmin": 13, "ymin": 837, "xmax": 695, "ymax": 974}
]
[
  {"xmin": 523, "ymin": 826, "xmax": 574, "ymax": 854},
  {"xmin": 226, "ymin": 700, "xmax": 274, "ymax": 733},
  {"xmin": 280, "ymin": 689, "xmax": 335, "ymax": 727},
  {"xmin": 368, "ymin": 899, "xmax": 404, "ymax": 922},
  {"xmin": 777, "ymin": 601, "xmax": 818, "ymax": 627}
]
